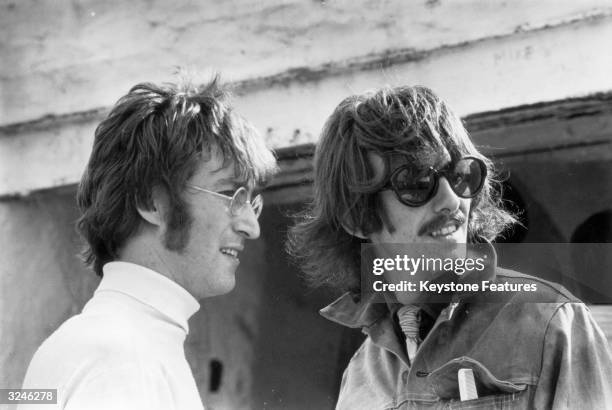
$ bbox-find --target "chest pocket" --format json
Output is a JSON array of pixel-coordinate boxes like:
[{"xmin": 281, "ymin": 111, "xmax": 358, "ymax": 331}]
[{"xmin": 428, "ymin": 356, "xmax": 531, "ymax": 409}]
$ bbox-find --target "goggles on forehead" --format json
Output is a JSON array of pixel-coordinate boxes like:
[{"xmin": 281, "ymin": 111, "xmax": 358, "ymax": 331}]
[{"xmin": 380, "ymin": 155, "xmax": 487, "ymax": 207}]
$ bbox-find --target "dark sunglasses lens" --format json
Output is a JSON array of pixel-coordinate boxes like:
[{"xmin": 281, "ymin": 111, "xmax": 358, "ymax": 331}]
[
  {"xmin": 449, "ymin": 158, "xmax": 485, "ymax": 197},
  {"xmin": 391, "ymin": 167, "xmax": 435, "ymax": 205}
]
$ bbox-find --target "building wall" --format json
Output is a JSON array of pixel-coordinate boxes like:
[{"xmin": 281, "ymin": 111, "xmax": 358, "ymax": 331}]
[
  {"xmin": 2, "ymin": 1, "xmax": 612, "ymax": 409},
  {"xmin": 3, "ymin": 0, "xmax": 611, "ymax": 124},
  {"xmin": 0, "ymin": 192, "xmax": 98, "ymax": 391},
  {"xmin": 2, "ymin": 0, "xmax": 612, "ymax": 196}
]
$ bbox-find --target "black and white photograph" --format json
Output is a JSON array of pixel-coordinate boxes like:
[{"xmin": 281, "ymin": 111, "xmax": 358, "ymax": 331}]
[{"xmin": 1, "ymin": 1, "xmax": 612, "ymax": 409}]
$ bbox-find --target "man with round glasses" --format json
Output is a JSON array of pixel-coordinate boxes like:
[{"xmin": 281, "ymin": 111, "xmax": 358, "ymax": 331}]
[
  {"xmin": 19, "ymin": 77, "xmax": 277, "ymax": 410},
  {"xmin": 288, "ymin": 85, "xmax": 612, "ymax": 408}
]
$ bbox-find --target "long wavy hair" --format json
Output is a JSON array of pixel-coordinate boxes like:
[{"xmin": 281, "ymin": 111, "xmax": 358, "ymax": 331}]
[
  {"xmin": 287, "ymin": 86, "xmax": 516, "ymax": 293},
  {"xmin": 77, "ymin": 77, "xmax": 278, "ymax": 276}
]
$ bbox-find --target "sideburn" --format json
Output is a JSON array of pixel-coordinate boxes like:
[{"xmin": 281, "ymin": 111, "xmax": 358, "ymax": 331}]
[
  {"xmin": 163, "ymin": 199, "xmax": 194, "ymax": 252},
  {"xmin": 376, "ymin": 193, "xmax": 397, "ymax": 234}
]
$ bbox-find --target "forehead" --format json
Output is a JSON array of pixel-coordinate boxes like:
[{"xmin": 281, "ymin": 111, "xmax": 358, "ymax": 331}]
[
  {"xmin": 368, "ymin": 146, "xmax": 452, "ymax": 177},
  {"xmin": 190, "ymin": 153, "xmax": 244, "ymax": 189}
]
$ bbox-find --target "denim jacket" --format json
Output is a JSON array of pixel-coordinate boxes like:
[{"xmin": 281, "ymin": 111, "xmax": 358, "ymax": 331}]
[{"xmin": 321, "ymin": 261, "xmax": 612, "ymax": 409}]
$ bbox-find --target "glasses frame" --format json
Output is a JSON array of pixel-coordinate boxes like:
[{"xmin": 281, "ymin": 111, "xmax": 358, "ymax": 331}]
[
  {"xmin": 186, "ymin": 184, "xmax": 263, "ymax": 217},
  {"xmin": 380, "ymin": 155, "xmax": 487, "ymax": 207}
]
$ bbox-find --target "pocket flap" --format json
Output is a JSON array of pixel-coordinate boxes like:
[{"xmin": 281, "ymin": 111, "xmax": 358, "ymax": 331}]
[{"xmin": 429, "ymin": 356, "xmax": 527, "ymax": 399}]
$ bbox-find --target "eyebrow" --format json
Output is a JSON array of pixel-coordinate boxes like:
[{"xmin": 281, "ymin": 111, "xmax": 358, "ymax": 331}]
[
  {"xmin": 212, "ymin": 177, "xmax": 259, "ymax": 192},
  {"xmin": 212, "ymin": 178, "xmax": 241, "ymax": 190}
]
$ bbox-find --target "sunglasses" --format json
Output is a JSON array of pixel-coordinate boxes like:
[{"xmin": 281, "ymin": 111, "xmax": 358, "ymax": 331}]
[
  {"xmin": 186, "ymin": 185, "xmax": 263, "ymax": 218},
  {"xmin": 381, "ymin": 156, "xmax": 487, "ymax": 207}
]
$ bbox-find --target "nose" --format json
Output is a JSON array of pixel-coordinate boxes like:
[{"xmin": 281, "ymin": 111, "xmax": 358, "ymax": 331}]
[
  {"xmin": 233, "ymin": 206, "xmax": 261, "ymax": 240},
  {"xmin": 431, "ymin": 177, "xmax": 461, "ymax": 214}
]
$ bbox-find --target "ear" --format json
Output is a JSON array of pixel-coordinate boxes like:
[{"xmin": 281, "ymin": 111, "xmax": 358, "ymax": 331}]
[
  {"xmin": 341, "ymin": 221, "xmax": 368, "ymax": 240},
  {"xmin": 136, "ymin": 186, "xmax": 168, "ymax": 228}
]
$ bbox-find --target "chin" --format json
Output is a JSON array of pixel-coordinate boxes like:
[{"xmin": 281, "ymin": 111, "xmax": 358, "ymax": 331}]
[
  {"xmin": 218, "ymin": 284, "xmax": 236, "ymax": 296},
  {"xmin": 194, "ymin": 276, "xmax": 236, "ymax": 299},
  {"xmin": 213, "ymin": 277, "xmax": 237, "ymax": 297}
]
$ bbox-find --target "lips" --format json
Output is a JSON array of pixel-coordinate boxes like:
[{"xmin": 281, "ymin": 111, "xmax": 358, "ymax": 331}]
[
  {"xmin": 220, "ymin": 246, "xmax": 243, "ymax": 260},
  {"xmin": 430, "ymin": 224, "xmax": 458, "ymax": 237},
  {"xmin": 419, "ymin": 212, "xmax": 466, "ymax": 238}
]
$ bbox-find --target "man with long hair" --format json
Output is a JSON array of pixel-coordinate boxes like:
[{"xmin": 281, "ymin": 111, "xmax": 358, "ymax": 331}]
[
  {"xmin": 20, "ymin": 77, "xmax": 277, "ymax": 409},
  {"xmin": 288, "ymin": 86, "xmax": 612, "ymax": 408}
]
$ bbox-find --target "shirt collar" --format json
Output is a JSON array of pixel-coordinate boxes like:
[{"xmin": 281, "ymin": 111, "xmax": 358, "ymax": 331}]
[
  {"xmin": 320, "ymin": 242, "xmax": 498, "ymax": 329},
  {"xmin": 97, "ymin": 261, "xmax": 200, "ymax": 333}
]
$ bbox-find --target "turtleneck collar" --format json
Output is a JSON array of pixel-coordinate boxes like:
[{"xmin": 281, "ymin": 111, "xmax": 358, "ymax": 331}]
[{"xmin": 97, "ymin": 261, "xmax": 200, "ymax": 333}]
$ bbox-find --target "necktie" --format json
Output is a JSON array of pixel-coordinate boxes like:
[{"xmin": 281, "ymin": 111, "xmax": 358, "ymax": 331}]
[{"xmin": 397, "ymin": 304, "xmax": 421, "ymax": 363}]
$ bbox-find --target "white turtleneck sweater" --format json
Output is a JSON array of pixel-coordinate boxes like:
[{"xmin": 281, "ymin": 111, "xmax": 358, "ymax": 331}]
[{"xmin": 19, "ymin": 262, "xmax": 204, "ymax": 410}]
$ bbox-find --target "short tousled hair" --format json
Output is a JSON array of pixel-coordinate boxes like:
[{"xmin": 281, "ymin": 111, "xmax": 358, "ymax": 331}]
[
  {"xmin": 77, "ymin": 77, "xmax": 278, "ymax": 276},
  {"xmin": 287, "ymin": 86, "xmax": 516, "ymax": 293}
]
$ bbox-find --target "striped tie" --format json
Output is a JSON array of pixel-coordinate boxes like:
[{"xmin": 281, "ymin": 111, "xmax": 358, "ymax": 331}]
[{"xmin": 397, "ymin": 305, "xmax": 421, "ymax": 364}]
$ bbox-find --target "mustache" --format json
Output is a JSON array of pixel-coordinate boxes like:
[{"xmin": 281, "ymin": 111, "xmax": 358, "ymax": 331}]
[{"xmin": 418, "ymin": 211, "xmax": 466, "ymax": 236}]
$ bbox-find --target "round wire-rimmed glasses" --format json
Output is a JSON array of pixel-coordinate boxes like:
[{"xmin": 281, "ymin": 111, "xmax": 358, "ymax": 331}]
[{"xmin": 186, "ymin": 184, "xmax": 263, "ymax": 218}]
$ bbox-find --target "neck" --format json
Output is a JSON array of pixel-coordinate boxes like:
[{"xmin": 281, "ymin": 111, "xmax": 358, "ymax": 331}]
[{"xmin": 118, "ymin": 233, "xmax": 176, "ymax": 283}]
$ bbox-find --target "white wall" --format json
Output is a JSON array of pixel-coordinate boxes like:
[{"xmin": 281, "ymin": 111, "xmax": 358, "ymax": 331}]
[{"xmin": 1, "ymin": 0, "xmax": 612, "ymax": 196}]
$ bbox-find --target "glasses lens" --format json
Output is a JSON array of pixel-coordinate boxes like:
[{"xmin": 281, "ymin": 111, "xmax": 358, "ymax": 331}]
[
  {"xmin": 251, "ymin": 195, "xmax": 263, "ymax": 218},
  {"xmin": 230, "ymin": 187, "xmax": 249, "ymax": 216},
  {"xmin": 391, "ymin": 166, "xmax": 435, "ymax": 205},
  {"xmin": 230, "ymin": 187, "xmax": 263, "ymax": 218},
  {"xmin": 449, "ymin": 158, "xmax": 485, "ymax": 198}
]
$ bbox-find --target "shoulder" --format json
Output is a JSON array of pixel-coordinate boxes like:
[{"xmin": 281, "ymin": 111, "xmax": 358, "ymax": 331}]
[
  {"xmin": 466, "ymin": 269, "xmax": 588, "ymax": 346},
  {"xmin": 544, "ymin": 302, "xmax": 610, "ymax": 344},
  {"xmin": 23, "ymin": 319, "xmax": 171, "ymax": 408},
  {"xmin": 42, "ymin": 310, "xmax": 145, "ymax": 355},
  {"xmin": 495, "ymin": 268, "xmax": 580, "ymax": 303},
  {"xmin": 23, "ymin": 311, "xmax": 152, "ymax": 387}
]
